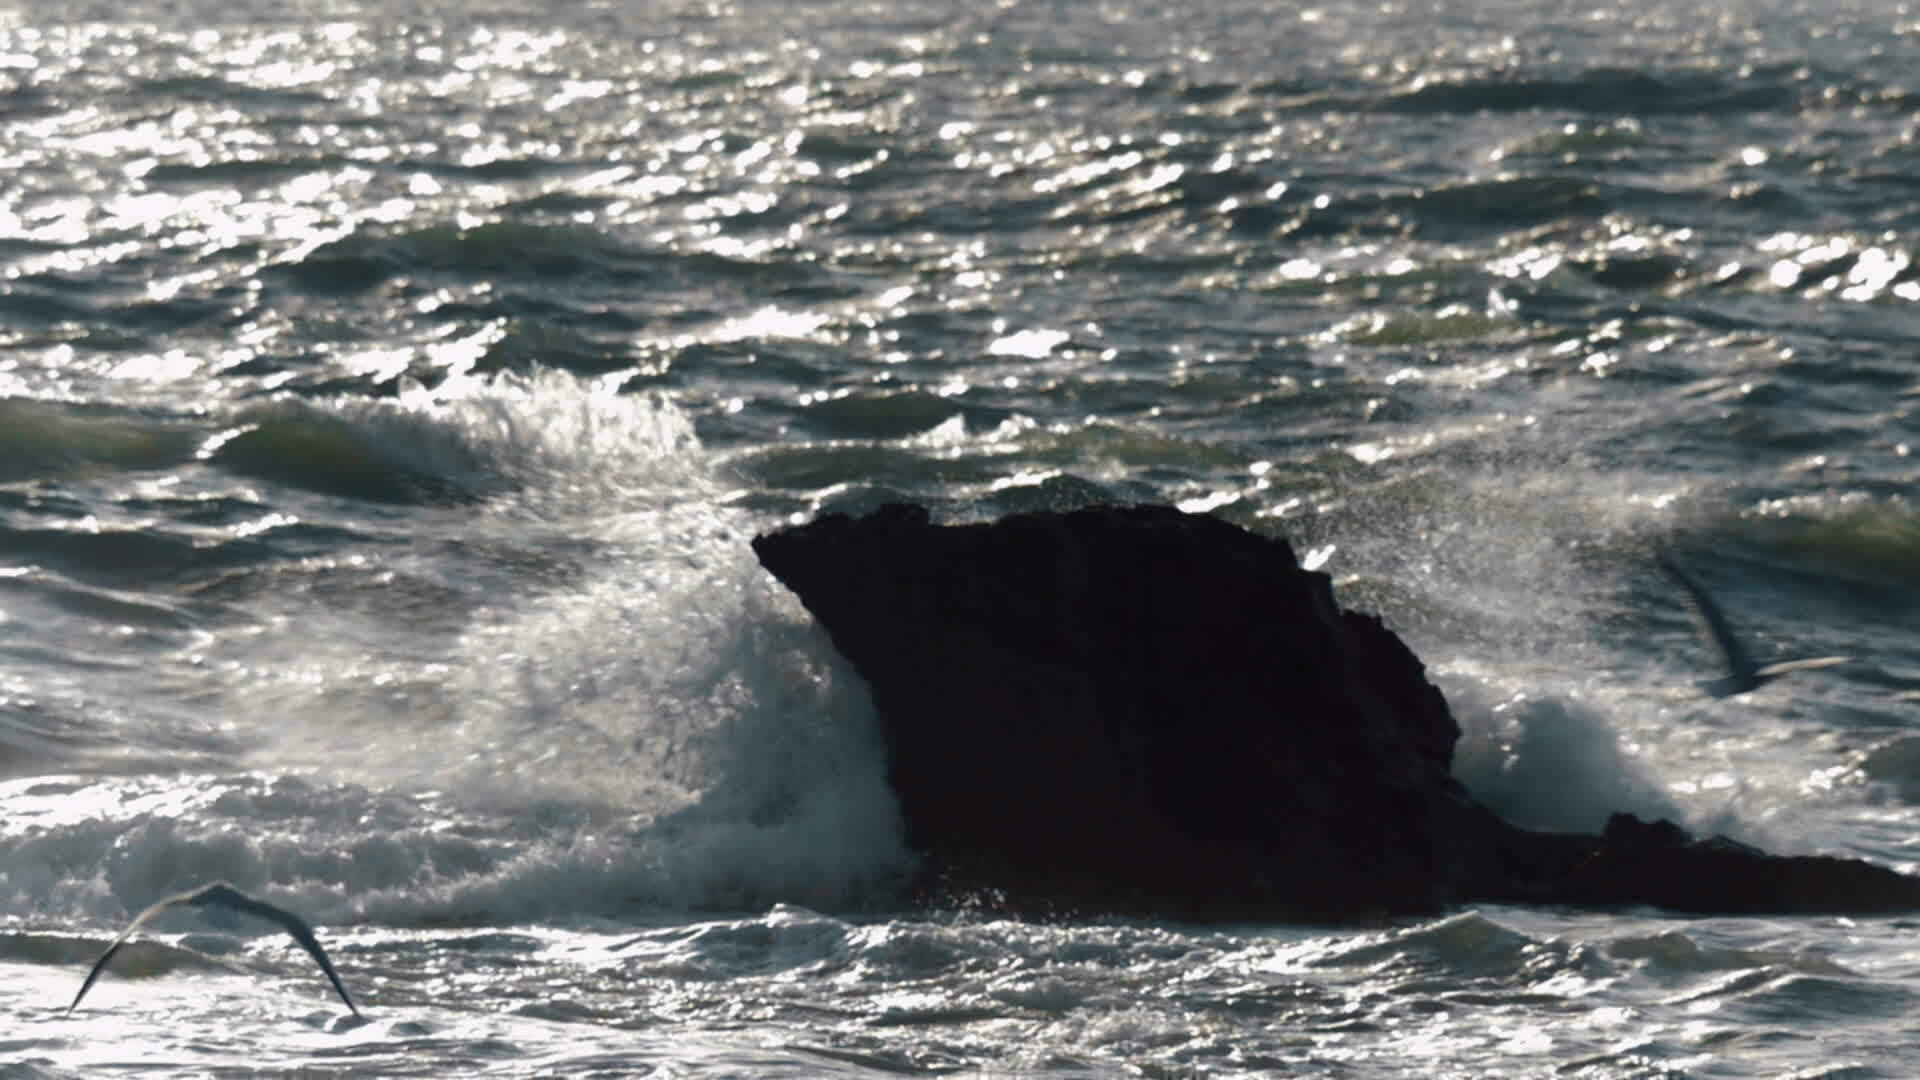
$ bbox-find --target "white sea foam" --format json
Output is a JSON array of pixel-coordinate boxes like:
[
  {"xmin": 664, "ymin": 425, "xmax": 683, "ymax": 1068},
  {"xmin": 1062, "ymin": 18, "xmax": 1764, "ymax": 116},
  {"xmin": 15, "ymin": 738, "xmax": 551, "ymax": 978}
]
[
  {"xmin": 1444, "ymin": 674, "xmax": 1684, "ymax": 834},
  {"xmin": 0, "ymin": 374, "xmax": 909, "ymax": 928},
  {"xmin": 233, "ymin": 367, "xmax": 706, "ymax": 508}
]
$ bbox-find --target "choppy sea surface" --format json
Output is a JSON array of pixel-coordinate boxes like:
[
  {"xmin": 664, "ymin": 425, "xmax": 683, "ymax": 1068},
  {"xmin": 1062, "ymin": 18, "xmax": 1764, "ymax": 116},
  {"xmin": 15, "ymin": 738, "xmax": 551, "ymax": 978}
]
[{"xmin": 4, "ymin": 0, "xmax": 1920, "ymax": 1074}]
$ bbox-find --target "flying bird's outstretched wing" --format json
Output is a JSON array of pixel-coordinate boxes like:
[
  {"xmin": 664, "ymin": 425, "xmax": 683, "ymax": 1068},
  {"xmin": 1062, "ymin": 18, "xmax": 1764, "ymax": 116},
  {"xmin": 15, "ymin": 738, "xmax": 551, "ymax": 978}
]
[
  {"xmin": 1656, "ymin": 551, "xmax": 1764, "ymax": 696},
  {"xmin": 67, "ymin": 881, "xmax": 361, "ymax": 1018},
  {"xmin": 1656, "ymin": 551, "xmax": 1847, "ymax": 698}
]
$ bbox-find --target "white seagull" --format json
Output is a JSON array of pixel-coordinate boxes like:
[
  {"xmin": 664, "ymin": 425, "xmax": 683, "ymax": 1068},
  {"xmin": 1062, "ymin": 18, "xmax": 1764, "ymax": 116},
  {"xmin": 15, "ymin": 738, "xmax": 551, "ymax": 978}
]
[
  {"xmin": 1657, "ymin": 551, "xmax": 1848, "ymax": 698},
  {"xmin": 67, "ymin": 881, "xmax": 362, "ymax": 1018}
]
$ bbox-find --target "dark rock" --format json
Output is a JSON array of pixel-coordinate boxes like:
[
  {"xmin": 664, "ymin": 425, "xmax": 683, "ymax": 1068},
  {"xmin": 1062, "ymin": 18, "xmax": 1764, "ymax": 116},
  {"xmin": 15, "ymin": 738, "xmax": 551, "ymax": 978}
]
[
  {"xmin": 1516, "ymin": 812, "xmax": 1920, "ymax": 916},
  {"xmin": 751, "ymin": 503, "xmax": 1920, "ymax": 922}
]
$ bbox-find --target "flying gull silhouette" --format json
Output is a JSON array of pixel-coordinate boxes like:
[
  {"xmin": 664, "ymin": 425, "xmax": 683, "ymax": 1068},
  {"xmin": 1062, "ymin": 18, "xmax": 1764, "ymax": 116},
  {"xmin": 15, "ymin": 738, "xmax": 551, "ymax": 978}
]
[
  {"xmin": 67, "ymin": 881, "xmax": 362, "ymax": 1018},
  {"xmin": 1656, "ymin": 551, "xmax": 1847, "ymax": 698}
]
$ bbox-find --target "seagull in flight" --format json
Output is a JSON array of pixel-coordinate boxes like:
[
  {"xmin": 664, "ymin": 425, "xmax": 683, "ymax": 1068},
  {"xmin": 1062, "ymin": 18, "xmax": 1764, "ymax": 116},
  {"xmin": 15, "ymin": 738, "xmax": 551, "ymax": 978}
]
[
  {"xmin": 67, "ymin": 881, "xmax": 362, "ymax": 1019},
  {"xmin": 1656, "ymin": 551, "xmax": 1848, "ymax": 698}
]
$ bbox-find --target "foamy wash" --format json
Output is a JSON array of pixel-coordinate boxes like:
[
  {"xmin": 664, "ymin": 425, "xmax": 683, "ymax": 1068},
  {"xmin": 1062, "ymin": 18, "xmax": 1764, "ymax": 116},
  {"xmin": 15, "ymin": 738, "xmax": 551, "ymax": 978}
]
[{"xmin": 5, "ymin": 0, "xmax": 1920, "ymax": 1074}]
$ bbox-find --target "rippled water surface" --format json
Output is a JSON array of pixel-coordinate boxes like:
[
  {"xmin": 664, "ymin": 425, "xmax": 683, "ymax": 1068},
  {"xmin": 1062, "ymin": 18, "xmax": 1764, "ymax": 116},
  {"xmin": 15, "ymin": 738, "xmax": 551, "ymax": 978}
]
[{"xmin": 6, "ymin": 0, "xmax": 1920, "ymax": 1075}]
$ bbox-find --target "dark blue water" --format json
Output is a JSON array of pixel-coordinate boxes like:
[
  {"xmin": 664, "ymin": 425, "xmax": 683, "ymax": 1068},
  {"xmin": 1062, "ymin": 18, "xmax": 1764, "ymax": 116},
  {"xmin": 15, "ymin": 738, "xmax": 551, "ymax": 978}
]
[{"xmin": 5, "ymin": 0, "xmax": 1920, "ymax": 1074}]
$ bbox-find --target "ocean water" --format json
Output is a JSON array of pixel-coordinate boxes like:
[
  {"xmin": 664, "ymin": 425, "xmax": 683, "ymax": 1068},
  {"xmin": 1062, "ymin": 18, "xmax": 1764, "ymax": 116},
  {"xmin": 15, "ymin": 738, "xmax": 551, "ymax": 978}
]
[{"xmin": 4, "ymin": 0, "xmax": 1920, "ymax": 1074}]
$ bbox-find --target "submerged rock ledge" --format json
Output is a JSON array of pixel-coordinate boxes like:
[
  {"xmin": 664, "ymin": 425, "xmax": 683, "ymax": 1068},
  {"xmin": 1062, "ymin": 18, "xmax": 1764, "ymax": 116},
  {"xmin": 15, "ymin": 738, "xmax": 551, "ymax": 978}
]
[{"xmin": 752, "ymin": 503, "xmax": 1920, "ymax": 923}]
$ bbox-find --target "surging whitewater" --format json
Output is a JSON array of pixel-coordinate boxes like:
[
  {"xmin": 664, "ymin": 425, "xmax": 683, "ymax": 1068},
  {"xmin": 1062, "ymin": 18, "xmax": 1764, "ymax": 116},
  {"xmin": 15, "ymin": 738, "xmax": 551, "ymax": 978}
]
[{"xmin": 1, "ymin": 373, "xmax": 912, "ymax": 935}]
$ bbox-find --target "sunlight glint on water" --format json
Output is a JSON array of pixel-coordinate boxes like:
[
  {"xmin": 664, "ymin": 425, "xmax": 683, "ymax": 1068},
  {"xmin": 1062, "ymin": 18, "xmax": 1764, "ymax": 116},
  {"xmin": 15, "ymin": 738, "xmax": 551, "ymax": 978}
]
[{"xmin": 4, "ymin": 0, "xmax": 1920, "ymax": 1074}]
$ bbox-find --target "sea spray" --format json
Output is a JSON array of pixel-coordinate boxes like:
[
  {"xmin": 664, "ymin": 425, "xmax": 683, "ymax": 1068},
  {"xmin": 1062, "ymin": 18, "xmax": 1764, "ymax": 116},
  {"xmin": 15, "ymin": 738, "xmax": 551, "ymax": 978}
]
[{"xmin": 5, "ymin": 374, "xmax": 910, "ymax": 926}]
